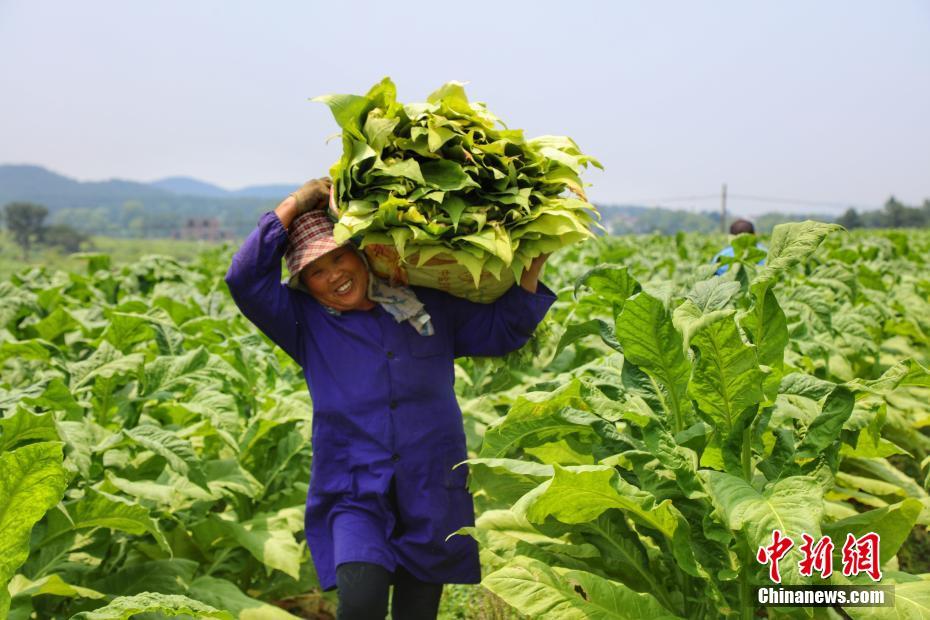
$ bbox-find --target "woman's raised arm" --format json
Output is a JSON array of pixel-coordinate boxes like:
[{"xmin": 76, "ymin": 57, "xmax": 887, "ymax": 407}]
[{"xmin": 224, "ymin": 196, "xmax": 304, "ymax": 364}]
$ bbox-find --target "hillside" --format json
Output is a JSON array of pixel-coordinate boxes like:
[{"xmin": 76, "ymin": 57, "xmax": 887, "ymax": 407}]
[
  {"xmin": 0, "ymin": 165, "xmax": 285, "ymax": 237},
  {"xmin": 0, "ymin": 164, "xmax": 837, "ymax": 238}
]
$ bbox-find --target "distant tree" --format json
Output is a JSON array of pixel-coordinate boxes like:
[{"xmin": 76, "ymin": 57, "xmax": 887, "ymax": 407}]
[
  {"xmin": 39, "ymin": 224, "xmax": 89, "ymax": 253},
  {"xmin": 883, "ymin": 197, "xmax": 908, "ymax": 228},
  {"xmin": 3, "ymin": 201, "xmax": 48, "ymax": 259},
  {"xmin": 836, "ymin": 208, "xmax": 862, "ymax": 230}
]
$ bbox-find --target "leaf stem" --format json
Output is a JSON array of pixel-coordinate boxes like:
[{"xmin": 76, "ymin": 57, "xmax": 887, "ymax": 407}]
[{"xmin": 741, "ymin": 427, "xmax": 752, "ymax": 482}]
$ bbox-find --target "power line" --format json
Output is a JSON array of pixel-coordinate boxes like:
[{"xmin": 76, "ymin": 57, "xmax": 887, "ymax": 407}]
[{"xmin": 608, "ymin": 192, "xmax": 878, "ymax": 212}]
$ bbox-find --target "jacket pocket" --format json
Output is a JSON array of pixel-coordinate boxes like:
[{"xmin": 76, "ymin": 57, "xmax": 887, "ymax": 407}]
[{"xmin": 309, "ymin": 420, "xmax": 351, "ymax": 495}]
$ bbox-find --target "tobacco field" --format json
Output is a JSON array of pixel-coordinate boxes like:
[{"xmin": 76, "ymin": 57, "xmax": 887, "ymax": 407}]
[{"xmin": 1, "ymin": 222, "xmax": 930, "ymax": 619}]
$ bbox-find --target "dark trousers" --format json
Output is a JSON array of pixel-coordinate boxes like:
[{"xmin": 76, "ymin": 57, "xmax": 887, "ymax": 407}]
[{"xmin": 335, "ymin": 561, "xmax": 443, "ymax": 620}]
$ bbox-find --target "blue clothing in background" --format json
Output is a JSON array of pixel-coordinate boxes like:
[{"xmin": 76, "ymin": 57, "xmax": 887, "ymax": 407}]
[
  {"xmin": 712, "ymin": 242, "xmax": 767, "ymax": 275},
  {"xmin": 225, "ymin": 211, "xmax": 555, "ymax": 590}
]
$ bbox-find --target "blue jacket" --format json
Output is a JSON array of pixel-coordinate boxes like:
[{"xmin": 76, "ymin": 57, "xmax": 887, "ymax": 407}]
[
  {"xmin": 225, "ymin": 211, "xmax": 555, "ymax": 590},
  {"xmin": 712, "ymin": 242, "xmax": 767, "ymax": 275}
]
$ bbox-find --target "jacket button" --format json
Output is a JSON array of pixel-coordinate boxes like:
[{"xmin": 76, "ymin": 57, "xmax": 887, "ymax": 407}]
[
  {"xmin": 386, "ymin": 351, "xmax": 394, "ymax": 359},
  {"xmin": 391, "ymin": 453, "xmax": 400, "ymax": 462},
  {"xmin": 389, "ymin": 400, "xmax": 398, "ymax": 410}
]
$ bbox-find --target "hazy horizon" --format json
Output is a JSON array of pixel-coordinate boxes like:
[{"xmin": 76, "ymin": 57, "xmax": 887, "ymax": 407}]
[{"xmin": 2, "ymin": 1, "xmax": 928, "ymax": 217}]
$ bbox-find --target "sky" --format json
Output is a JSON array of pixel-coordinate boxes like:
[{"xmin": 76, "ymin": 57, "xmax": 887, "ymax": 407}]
[{"xmin": 1, "ymin": 0, "xmax": 928, "ymax": 216}]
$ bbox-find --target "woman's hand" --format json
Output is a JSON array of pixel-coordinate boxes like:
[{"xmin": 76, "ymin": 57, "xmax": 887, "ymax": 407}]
[
  {"xmin": 291, "ymin": 177, "xmax": 332, "ymax": 214},
  {"xmin": 275, "ymin": 177, "xmax": 331, "ymax": 230},
  {"xmin": 519, "ymin": 253, "xmax": 550, "ymax": 293}
]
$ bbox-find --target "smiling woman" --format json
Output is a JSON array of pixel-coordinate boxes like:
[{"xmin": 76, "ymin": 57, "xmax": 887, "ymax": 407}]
[
  {"xmin": 223, "ymin": 178, "xmax": 555, "ymax": 619},
  {"xmin": 301, "ymin": 246, "xmax": 374, "ymax": 312}
]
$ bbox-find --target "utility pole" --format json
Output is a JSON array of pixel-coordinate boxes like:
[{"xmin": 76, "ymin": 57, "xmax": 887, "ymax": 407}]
[{"xmin": 720, "ymin": 183, "xmax": 728, "ymax": 234}]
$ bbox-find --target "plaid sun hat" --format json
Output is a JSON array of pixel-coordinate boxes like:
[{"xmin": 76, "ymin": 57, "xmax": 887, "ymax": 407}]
[{"xmin": 284, "ymin": 210, "xmax": 348, "ymax": 291}]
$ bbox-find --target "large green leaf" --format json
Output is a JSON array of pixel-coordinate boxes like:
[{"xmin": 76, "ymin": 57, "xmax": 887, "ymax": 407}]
[
  {"xmin": 739, "ymin": 287, "xmax": 788, "ymax": 370},
  {"xmin": 823, "ymin": 499, "xmax": 923, "ymax": 565},
  {"xmin": 520, "ymin": 464, "xmax": 699, "ymax": 576},
  {"xmin": 0, "ymin": 442, "xmax": 67, "ymax": 618},
  {"xmin": 124, "ymin": 424, "xmax": 210, "ymax": 490},
  {"xmin": 466, "ymin": 458, "xmax": 554, "ymax": 507},
  {"xmin": 7, "ymin": 573, "xmax": 105, "ymax": 601},
  {"xmin": 479, "ymin": 380, "xmax": 620, "ymax": 458},
  {"xmin": 0, "ymin": 408, "xmax": 59, "ymax": 452},
  {"xmin": 139, "ymin": 346, "xmax": 212, "ymax": 397},
  {"xmin": 89, "ymin": 559, "xmax": 198, "ymax": 597},
  {"xmin": 483, "ymin": 558, "xmax": 680, "ymax": 619},
  {"xmin": 52, "ymin": 488, "xmax": 170, "ymax": 552},
  {"xmin": 188, "ymin": 575, "xmax": 303, "ymax": 619},
  {"xmin": 616, "ymin": 292, "xmax": 692, "ymax": 432},
  {"xmin": 687, "ymin": 311, "xmax": 764, "ymax": 436},
  {"xmin": 70, "ymin": 592, "xmax": 233, "ymax": 620},
  {"xmin": 795, "ymin": 386, "xmax": 855, "ymax": 458},
  {"xmin": 750, "ymin": 220, "xmax": 842, "ymax": 297},
  {"xmin": 200, "ymin": 512, "xmax": 302, "ymax": 579},
  {"xmin": 843, "ymin": 573, "xmax": 930, "ymax": 619},
  {"xmin": 701, "ymin": 472, "xmax": 823, "ymax": 584}
]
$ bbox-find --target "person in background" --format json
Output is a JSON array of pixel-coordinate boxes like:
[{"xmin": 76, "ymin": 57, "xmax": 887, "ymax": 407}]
[
  {"xmin": 224, "ymin": 178, "xmax": 555, "ymax": 619},
  {"xmin": 712, "ymin": 219, "xmax": 766, "ymax": 275}
]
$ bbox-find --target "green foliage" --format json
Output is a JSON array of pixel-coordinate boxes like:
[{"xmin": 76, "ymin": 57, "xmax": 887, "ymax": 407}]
[
  {"xmin": 0, "ymin": 442, "xmax": 67, "ymax": 618},
  {"xmin": 461, "ymin": 222, "xmax": 930, "ymax": 618},
  {"xmin": 316, "ymin": 78, "xmax": 601, "ymax": 284},
  {"xmin": 3, "ymin": 221, "xmax": 930, "ymax": 618},
  {"xmin": 2, "ymin": 201, "xmax": 48, "ymax": 260},
  {"xmin": 0, "ymin": 248, "xmax": 318, "ymax": 618}
]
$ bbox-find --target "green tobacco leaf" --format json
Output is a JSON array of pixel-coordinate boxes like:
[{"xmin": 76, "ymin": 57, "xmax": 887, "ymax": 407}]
[
  {"xmin": 616, "ymin": 292, "xmax": 691, "ymax": 432},
  {"xmin": 483, "ymin": 558, "xmax": 680, "ymax": 620},
  {"xmin": 69, "ymin": 341, "xmax": 144, "ymax": 390},
  {"xmin": 671, "ymin": 301, "xmax": 732, "ymax": 353},
  {"xmin": 574, "ymin": 265, "xmax": 640, "ymax": 311},
  {"xmin": 204, "ymin": 513, "xmax": 302, "ymax": 579},
  {"xmin": 479, "ymin": 380, "xmax": 617, "ymax": 458},
  {"xmin": 8, "ymin": 573, "xmax": 105, "ymax": 600},
  {"xmin": 311, "ymin": 93, "xmax": 371, "ymax": 140},
  {"xmin": 701, "ymin": 472, "xmax": 823, "ymax": 584},
  {"xmin": 0, "ymin": 442, "xmax": 67, "ymax": 618},
  {"xmin": 104, "ymin": 471, "xmax": 208, "ymax": 508},
  {"xmin": 57, "ymin": 488, "xmax": 170, "ymax": 552},
  {"xmin": 779, "ymin": 373, "xmax": 836, "ymax": 401},
  {"xmin": 740, "ymin": 287, "xmax": 788, "ymax": 370},
  {"xmin": 467, "ymin": 458, "xmax": 554, "ymax": 507},
  {"xmin": 89, "ymin": 559, "xmax": 198, "ymax": 597},
  {"xmin": 32, "ymin": 306, "xmax": 80, "ymax": 341},
  {"xmin": 845, "ymin": 358, "xmax": 930, "ymax": 395},
  {"xmin": 521, "ymin": 464, "xmax": 699, "ymax": 577},
  {"xmin": 139, "ymin": 346, "xmax": 211, "ymax": 397},
  {"xmin": 795, "ymin": 386, "xmax": 855, "ymax": 459},
  {"xmin": 124, "ymin": 424, "xmax": 210, "ymax": 490},
  {"xmin": 21, "ymin": 377, "xmax": 83, "ymax": 417},
  {"xmin": 553, "ymin": 319, "xmax": 622, "ymax": 360},
  {"xmin": 640, "ymin": 422, "xmax": 704, "ymax": 499},
  {"xmin": 420, "ymin": 159, "xmax": 477, "ymax": 191},
  {"xmin": 687, "ymin": 312, "xmax": 764, "ymax": 437},
  {"xmin": 823, "ymin": 499, "xmax": 923, "ymax": 565},
  {"xmin": 0, "ymin": 409, "xmax": 59, "ymax": 452},
  {"xmin": 189, "ymin": 575, "xmax": 301, "ymax": 619},
  {"xmin": 461, "ymin": 509, "xmax": 600, "ymax": 574},
  {"xmin": 842, "ymin": 573, "xmax": 930, "ymax": 619},
  {"xmin": 750, "ymin": 221, "xmax": 842, "ymax": 297},
  {"xmin": 204, "ymin": 459, "xmax": 264, "ymax": 499},
  {"xmin": 70, "ymin": 592, "xmax": 233, "ymax": 620},
  {"xmin": 684, "ymin": 278, "xmax": 741, "ymax": 316}
]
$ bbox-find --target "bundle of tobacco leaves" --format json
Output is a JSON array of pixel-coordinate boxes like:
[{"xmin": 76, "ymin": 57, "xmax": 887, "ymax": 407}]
[{"xmin": 314, "ymin": 77, "xmax": 602, "ymax": 287}]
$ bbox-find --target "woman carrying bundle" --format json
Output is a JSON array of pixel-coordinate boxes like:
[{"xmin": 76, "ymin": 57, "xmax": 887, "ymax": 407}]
[{"xmin": 224, "ymin": 178, "xmax": 555, "ymax": 619}]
